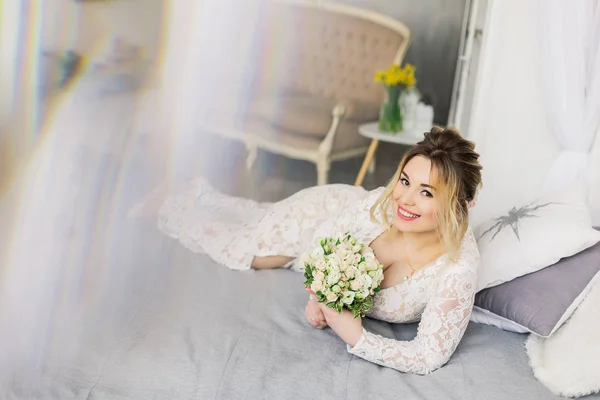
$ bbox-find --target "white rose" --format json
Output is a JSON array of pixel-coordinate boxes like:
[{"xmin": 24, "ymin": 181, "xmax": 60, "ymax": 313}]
[
  {"xmin": 366, "ymin": 260, "xmax": 378, "ymax": 271},
  {"xmin": 314, "ymin": 270, "xmax": 325, "ymax": 281},
  {"xmin": 327, "ymin": 270, "xmax": 341, "ymax": 286},
  {"xmin": 358, "ymin": 262, "xmax": 367, "ymax": 272},
  {"xmin": 311, "ymin": 246, "xmax": 324, "ymax": 259},
  {"xmin": 329, "ymin": 265, "xmax": 340, "ymax": 277},
  {"xmin": 311, "ymin": 280, "xmax": 324, "ymax": 293},
  {"xmin": 328, "ymin": 253, "xmax": 340, "ymax": 268},
  {"xmin": 331, "ymin": 284, "xmax": 341, "ymax": 293},
  {"xmin": 338, "ymin": 280, "xmax": 348, "ymax": 288},
  {"xmin": 352, "ymin": 244, "xmax": 362, "ymax": 253},
  {"xmin": 361, "ymin": 287, "xmax": 370, "ymax": 298},
  {"xmin": 299, "ymin": 252, "xmax": 310, "ymax": 266},
  {"xmin": 352, "ymin": 254, "xmax": 362, "ymax": 265},
  {"xmin": 326, "ymin": 292, "xmax": 338, "ymax": 302},
  {"xmin": 375, "ymin": 269, "xmax": 384, "ymax": 284},
  {"xmin": 341, "ymin": 290, "xmax": 355, "ymax": 305},
  {"xmin": 364, "ymin": 251, "xmax": 376, "ymax": 261},
  {"xmin": 363, "ymin": 274, "xmax": 373, "ymax": 289}
]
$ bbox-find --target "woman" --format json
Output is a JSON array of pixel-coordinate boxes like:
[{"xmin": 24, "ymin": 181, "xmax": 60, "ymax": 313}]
[{"xmin": 132, "ymin": 126, "xmax": 482, "ymax": 375}]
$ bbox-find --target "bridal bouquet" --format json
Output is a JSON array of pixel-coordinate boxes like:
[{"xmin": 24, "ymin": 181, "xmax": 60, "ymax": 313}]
[{"xmin": 301, "ymin": 233, "xmax": 384, "ymax": 318}]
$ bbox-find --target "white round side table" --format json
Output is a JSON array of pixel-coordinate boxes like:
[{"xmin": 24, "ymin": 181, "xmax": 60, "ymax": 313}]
[{"xmin": 354, "ymin": 122, "xmax": 423, "ymax": 186}]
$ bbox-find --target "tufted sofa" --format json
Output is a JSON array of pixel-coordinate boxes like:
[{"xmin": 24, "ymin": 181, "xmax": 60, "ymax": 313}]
[{"xmin": 202, "ymin": 0, "xmax": 411, "ymax": 185}]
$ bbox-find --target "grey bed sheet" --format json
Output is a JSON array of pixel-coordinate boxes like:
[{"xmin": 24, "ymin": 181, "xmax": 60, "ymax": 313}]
[{"xmin": 2, "ymin": 222, "xmax": 595, "ymax": 400}]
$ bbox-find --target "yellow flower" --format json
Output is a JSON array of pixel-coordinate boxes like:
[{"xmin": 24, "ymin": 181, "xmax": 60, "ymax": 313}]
[
  {"xmin": 398, "ymin": 70, "xmax": 407, "ymax": 83},
  {"xmin": 384, "ymin": 73, "xmax": 396, "ymax": 86},
  {"xmin": 375, "ymin": 63, "xmax": 417, "ymax": 88}
]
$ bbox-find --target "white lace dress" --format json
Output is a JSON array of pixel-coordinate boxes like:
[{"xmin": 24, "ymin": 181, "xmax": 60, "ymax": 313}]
[{"xmin": 151, "ymin": 178, "xmax": 480, "ymax": 375}]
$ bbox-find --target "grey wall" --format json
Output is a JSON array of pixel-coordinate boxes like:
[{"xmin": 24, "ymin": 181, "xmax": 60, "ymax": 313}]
[{"xmin": 339, "ymin": 0, "xmax": 467, "ymax": 125}]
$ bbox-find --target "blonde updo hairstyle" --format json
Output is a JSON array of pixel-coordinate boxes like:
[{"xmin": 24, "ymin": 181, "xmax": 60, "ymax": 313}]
[{"xmin": 369, "ymin": 126, "xmax": 482, "ymax": 258}]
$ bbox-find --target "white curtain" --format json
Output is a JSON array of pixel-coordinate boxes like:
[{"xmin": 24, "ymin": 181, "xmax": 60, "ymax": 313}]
[{"xmin": 535, "ymin": 0, "xmax": 600, "ymax": 194}]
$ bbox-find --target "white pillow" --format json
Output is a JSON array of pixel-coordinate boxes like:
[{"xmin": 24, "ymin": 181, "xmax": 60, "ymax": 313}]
[{"xmin": 474, "ymin": 184, "xmax": 600, "ymax": 291}]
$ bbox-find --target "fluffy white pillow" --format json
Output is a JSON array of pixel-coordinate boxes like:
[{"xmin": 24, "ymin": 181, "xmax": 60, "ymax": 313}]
[
  {"xmin": 474, "ymin": 184, "xmax": 600, "ymax": 291},
  {"xmin": 525, "ymin": 280, "xmax": 600, "ymax": 398}
]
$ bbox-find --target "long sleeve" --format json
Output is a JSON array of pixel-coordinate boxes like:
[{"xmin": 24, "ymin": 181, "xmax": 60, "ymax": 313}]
[{"xmin": 347, "ymin": 265, "xmax": 478, "ymax": 375}]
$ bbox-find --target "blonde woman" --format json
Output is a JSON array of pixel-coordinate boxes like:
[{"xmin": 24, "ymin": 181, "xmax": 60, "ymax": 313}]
[{"xmin": 133, "ymin": 126, "xmax": 483, "ymax": 375}]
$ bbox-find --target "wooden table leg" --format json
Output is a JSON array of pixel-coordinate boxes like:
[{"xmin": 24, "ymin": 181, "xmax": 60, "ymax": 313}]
[{"xmin": 354, "ymin": 139, "xmax": 379, "ymax": 186}]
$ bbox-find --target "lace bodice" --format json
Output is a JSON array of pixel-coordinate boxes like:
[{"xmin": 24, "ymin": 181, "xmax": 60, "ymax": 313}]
[
  {"xmin": 137, "ymin": 179, "xmax": 480, "ymax": 375},
  {"xmin": 348, "ymin": 230, "xmax": 479, "ymax": 375}
]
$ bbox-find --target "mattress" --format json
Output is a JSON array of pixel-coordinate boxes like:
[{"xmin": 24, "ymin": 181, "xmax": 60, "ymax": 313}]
[{"xmin": 1, "ymin": 222, "xmax": 594, "ymax": 400}]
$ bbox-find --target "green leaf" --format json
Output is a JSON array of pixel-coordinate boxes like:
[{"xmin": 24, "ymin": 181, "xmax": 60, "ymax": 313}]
[{"xmin": 303, "ymin": 265, "xmax": 314, "ymax": 287}]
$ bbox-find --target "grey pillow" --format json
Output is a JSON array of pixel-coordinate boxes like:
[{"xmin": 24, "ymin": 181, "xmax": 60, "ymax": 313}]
[{"xmin": 474, "ymin": 227, "xmax": 600, "ymax": 337}]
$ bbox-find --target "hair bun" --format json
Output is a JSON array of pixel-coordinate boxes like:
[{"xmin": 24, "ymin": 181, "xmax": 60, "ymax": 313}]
[{"xmin": 429, "ymin": 126, "xmax": 444, "ymax": 135}]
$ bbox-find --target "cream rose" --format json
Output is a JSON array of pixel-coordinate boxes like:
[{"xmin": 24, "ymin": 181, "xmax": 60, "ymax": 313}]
[
  {"xmin": 311, "ymin": 280, "xmax": 324, "ymax": 293},
  {"xmin": 299, "ymin": 252, "xmax": 311, "ymax": 267},
  {"xmin": 338, "ymin": 260, "xmax": 350, "ymax": 272},
  {"xmin": 350, "ymin": 278, "xmax": 363, "ymax": 291},
  {"xmin": 315, "ymin": 259, "xmax": 327, "ymax": 271},
  {"xmin": 345, "ymin": 267, "xmax": 356, "ymax": 279},
  {"xmin": 314, "ymin": 270, "xmax": 325, "ymax": 281}
]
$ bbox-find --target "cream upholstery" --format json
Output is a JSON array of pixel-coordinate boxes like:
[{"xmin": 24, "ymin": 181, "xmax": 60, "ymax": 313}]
[{"xmin": 203, "ymin": 0, "xmax": 411, "ymax": 185}]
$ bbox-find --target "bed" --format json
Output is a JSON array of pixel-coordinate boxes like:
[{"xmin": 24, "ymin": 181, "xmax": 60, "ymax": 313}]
[{"xmin": 3, "ymin": 220, "xmax": 595, "ymax": 400}]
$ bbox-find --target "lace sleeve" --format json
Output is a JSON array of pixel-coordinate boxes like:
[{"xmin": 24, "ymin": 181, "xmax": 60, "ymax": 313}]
[{"xmin": 347, "ymin": 265, "xmax": 478, "ymax": 375}]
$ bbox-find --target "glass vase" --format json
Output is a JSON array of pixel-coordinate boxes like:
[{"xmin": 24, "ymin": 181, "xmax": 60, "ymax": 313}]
[{"xmin": 378, "ymin": 85, "xmax": 403, "ymax": 133}]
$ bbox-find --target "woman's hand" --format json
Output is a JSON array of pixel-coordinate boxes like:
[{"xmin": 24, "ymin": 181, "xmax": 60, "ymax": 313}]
[
  {"xmin": 304, "ymin": 296, "xmax": 328, "ymax": 329},
  {"xmin": 306, "ymin": 289, "xmax": 364, "ymax": 347}
]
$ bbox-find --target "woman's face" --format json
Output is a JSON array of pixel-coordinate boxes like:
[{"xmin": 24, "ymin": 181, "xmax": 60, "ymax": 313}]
[{"xmin": 391, "ymin": 155, "xmax": 440, "ymax": 234}]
